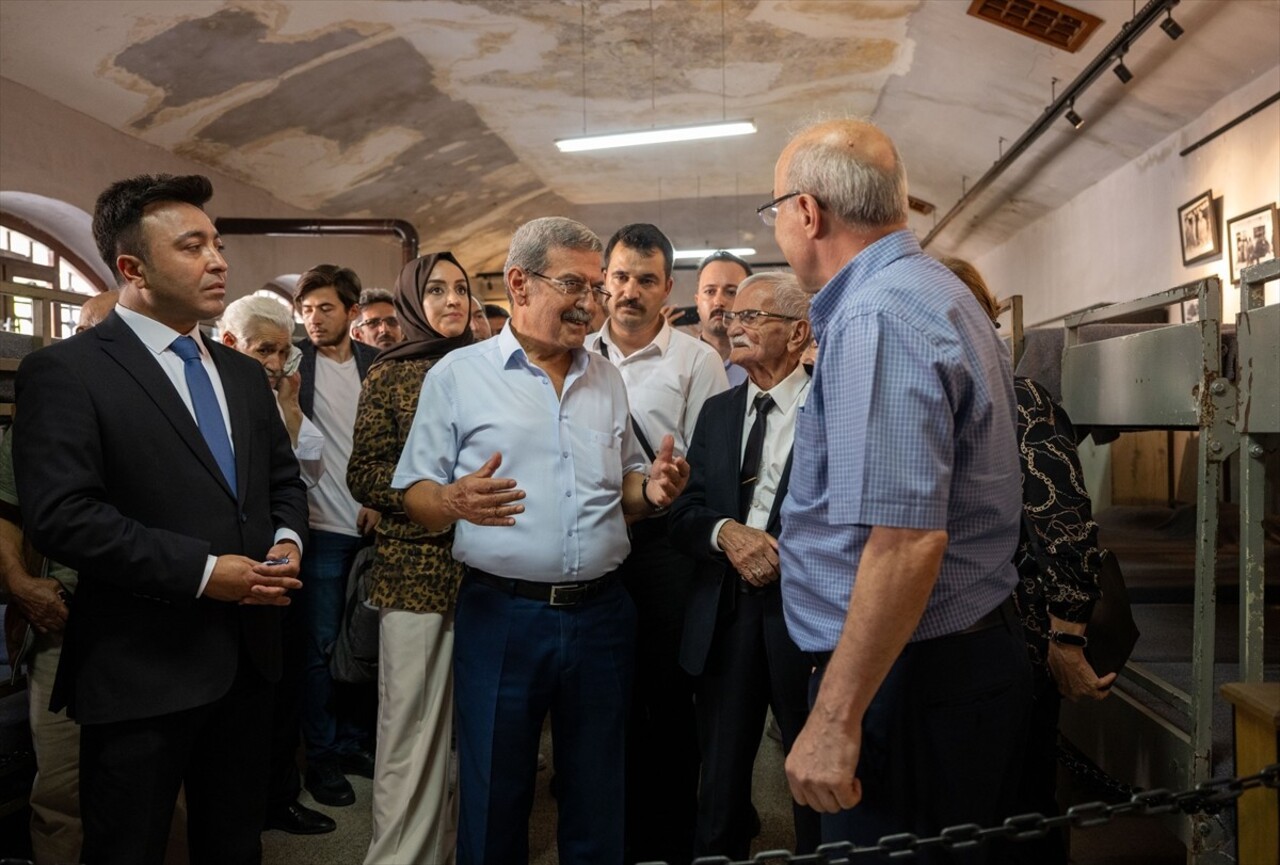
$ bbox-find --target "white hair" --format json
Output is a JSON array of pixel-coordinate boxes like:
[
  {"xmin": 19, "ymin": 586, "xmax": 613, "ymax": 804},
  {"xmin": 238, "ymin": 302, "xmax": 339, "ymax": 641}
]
[{"xmin": 220, "ymin": 295, "xmax": 295, "ymax": 340}]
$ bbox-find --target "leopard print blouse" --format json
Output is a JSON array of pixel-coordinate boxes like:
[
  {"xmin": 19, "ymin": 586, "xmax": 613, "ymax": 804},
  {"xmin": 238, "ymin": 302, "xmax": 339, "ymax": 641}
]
[{"xmin": 347, "ymin": 358, "xmax": 465, "ymax": 614}]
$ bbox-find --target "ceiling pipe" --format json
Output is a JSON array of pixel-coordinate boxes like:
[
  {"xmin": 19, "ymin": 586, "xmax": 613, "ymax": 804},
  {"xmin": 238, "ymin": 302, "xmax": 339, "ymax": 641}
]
[
  {"xmin": 214, "ymin": 217, "xmax": 420, "ymax": 265},
  {"xmin": 921, "ymin": 0, "xmax": 1180, "ymax": 249}
]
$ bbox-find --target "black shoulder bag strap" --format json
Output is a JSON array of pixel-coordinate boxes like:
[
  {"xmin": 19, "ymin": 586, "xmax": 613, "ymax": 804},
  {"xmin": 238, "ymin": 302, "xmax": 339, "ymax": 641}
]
[{"xmin": 597, "ymin": 339, "xmax": 657, "ymax": 462}]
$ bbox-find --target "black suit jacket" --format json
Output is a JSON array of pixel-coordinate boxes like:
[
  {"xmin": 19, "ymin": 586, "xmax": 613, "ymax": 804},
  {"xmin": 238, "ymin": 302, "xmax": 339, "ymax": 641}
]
[
  {"xmin": 296, "ymin": 338, "xmax": 378, "ymax": 420},
  {"xmin": 14, "ymin": 311, "xmax": 308, "ymax": 724},
  {"xmin": 668, "ymin": 382, "xmax": 793, "ymax": 676}
]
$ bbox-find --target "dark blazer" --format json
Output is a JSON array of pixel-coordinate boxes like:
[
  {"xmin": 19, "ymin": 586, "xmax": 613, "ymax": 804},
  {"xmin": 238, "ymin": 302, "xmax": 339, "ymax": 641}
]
[
  {"xmin": 668, "ymin": 382, "xmax": 793, "ymax": 676},
  {"xmin": 14, "ymin": 311, "xmax": 308, "ymax": 724},
  {"xmin": 296, "ymin": 338, "xmax": 378, "ymax": 420}
]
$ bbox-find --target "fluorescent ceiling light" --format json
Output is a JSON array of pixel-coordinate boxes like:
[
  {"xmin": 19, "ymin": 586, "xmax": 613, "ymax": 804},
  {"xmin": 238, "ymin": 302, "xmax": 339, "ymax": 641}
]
[
  {"xmin": 556, "ymin": 120, "xmax": 756, "ymax": 153},
  {"xmin": 672, "ymin": 247, "xmax": 756, "ymax": 261}
]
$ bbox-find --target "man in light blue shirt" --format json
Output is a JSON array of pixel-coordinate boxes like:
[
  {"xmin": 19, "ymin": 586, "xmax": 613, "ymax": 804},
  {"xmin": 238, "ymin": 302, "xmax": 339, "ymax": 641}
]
[
  {"xmin": 393, "ymin": 217, "xmax": 690, "ymax": 865},
  {"xmin": 769, "ymin": 120, "xmax": 1030, "ymax": 861}
]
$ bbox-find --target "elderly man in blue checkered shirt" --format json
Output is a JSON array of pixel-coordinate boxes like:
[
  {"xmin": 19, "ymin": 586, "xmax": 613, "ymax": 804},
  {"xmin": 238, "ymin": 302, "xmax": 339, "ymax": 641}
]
[{"xmin": 768, "ymin": 118, "xmax": 1033, "ymax": 861}]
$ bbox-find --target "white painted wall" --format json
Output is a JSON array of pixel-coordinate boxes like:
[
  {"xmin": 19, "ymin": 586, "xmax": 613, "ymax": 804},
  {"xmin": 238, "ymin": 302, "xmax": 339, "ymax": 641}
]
[
  {"xmin": 0, "ymin": 77, "xmax": 405, "ymax": 299},
  {"xmin": 974, "ymin": 66, "xmax": 1280, "ymax": 326}
]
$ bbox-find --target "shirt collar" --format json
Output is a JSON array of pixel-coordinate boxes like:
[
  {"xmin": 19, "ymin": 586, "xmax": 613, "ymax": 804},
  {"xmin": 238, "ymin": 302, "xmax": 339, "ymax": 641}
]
[
  {"xmin": 809, "ymin": 228, "xmax": 921, "ymax": 338},
  {"xmin": 745, "ymin": 363, "xmax": 811, "ymax": 417},
  {"xmin": 496, "ymin": 319, "xmax": 589, "ymax": 376},
  {"xmin": 115, "ymin": 304, "xmax": 206, "ymax": 359},
  {"xmin": 592, "ymin": 318, "xmax": 671, "ymax": 359}
]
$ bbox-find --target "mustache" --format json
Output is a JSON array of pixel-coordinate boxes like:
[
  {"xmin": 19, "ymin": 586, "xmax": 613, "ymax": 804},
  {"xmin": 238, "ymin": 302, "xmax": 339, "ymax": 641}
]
[
  {"xmin": 616, "ymin": 299, "xmax": 645, "ymax": 311},
  {"xmin": 730, "ymin": 337, "xmax": 753, "ymax": 348},
  {"xmin": 708, "ymin": 309, "xmax": 725, "ymax": 319},
  {"xmin": 562, "ymin": 309, "xmax": 592, "ymax": 324}
]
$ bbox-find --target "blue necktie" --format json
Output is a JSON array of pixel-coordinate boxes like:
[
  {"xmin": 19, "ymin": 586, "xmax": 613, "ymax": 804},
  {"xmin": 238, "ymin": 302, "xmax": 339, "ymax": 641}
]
[{"xmin": 171, "ymin": 335, "xmax": 237, "ymax": 495}]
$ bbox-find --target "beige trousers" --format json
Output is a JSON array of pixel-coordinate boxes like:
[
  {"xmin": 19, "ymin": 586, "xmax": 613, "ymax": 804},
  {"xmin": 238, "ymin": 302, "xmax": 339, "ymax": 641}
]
[
  {"xmin": 28, "ymin": 635, "xmax": 80, "ymax": 865},
  {"xmin": 364, "ymin": 609, "xmax": 456, "ymax": 865}
]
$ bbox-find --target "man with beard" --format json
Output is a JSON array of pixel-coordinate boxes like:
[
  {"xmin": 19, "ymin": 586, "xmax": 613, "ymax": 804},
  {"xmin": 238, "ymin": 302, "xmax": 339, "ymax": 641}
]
[
  {"xmin": 695, "ymin": 250, "xmax": 752, "ymax": 387},
  {"xmin": 351, "ymin": 288, "xmax": 405, "ymax": 349},
  {"xmin": 294, "ymin": 265, "xmax": 381, "ymax": 808},
  {"xmin": 394, "ymin": 217, "xmax": 690, "ymax": 864},
  {"xmin": 588, "ymin": 223, "xmax": 728, "ymax": 865}
]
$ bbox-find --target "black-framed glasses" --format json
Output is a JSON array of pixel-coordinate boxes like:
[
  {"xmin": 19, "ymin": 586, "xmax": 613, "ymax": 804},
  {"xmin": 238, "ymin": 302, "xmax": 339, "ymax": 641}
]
[
  {"xmin": 528, "ymin": 270, "xmax": 611, "ymax": 301},
  {"xmin": 723, "ymin": 309, "xmax": 800, "ymax": 326},
  {"xmin": 756, "ymin": 191, "xmax": 803, "ymax": 226},
  {"xmin": 358, "ymin": 315, "xmax": 399, "ymax": 330}
]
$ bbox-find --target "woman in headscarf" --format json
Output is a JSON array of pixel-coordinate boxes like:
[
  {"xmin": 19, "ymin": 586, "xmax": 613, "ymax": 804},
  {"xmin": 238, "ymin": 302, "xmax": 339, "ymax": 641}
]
[{"xmin": 347, "ymin": 252, "xmax": 473, "ymax": 865}]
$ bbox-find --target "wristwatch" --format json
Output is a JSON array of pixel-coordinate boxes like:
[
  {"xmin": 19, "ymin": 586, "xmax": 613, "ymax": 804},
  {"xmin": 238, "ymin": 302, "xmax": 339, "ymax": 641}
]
[
  {"xmin": 1047, "ymin": 629, "xmax": 1088, "ymax": 648},
  {"xmin": 641, "ymin": 475, "xmax": 669, "ymax": 515}
]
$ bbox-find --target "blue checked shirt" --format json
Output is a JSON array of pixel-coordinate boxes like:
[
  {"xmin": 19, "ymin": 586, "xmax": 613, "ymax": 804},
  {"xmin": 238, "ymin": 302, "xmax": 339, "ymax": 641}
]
[
  {"xmin": 392, "ymin": 325, "xmax": 647, "ymax": 583},
  {"xmin": 780, "ymin": 230, "xmax": 1022, "ymax": 650}
]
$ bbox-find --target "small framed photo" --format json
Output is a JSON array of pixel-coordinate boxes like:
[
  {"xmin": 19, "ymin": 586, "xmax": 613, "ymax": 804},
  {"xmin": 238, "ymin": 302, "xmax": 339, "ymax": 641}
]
[
  {"xmin": 1178, "ymin": 191, "xmax": 1220, "ymax": 266},
  {"xmin": 1226, "ymin": 204, "xmax": 1278, "ymax": 283}
]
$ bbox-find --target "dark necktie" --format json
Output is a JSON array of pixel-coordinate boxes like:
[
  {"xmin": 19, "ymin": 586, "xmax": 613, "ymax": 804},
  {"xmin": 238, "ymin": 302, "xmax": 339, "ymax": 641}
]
[
  {"xmin": 738, "ymin": 393, "xmax": 775, "ymax": 522},
  {"xmin": 170, "ymin": 335, "xmax": 237, "ymax": 495}
]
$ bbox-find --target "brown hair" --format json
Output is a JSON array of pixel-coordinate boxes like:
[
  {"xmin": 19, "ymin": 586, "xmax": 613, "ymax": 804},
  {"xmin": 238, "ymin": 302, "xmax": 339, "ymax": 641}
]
[{"xmin": 938, "ymin": 256, "xmax": 1000, "ymax": 323}]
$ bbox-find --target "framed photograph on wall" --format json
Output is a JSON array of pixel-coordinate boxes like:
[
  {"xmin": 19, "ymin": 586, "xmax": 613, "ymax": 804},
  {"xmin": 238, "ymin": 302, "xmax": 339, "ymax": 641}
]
[
  {"xmin": 1226, "ymin": 204, "xmax": 1278, "ymax": 283},
  {"xmin": 1177, "ymin": 191, "xmax": 1220, "ymax": 266}
]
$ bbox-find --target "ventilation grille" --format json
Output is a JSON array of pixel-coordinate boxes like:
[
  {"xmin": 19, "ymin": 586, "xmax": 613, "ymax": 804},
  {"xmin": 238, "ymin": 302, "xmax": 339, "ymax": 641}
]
[
  {"xmin": 967, "ymin": 0, "xmax": 1102, "ymax": 53},
  {"xmin": 908, "ymin": 195, "xmax": 936, "ymax": 216}
]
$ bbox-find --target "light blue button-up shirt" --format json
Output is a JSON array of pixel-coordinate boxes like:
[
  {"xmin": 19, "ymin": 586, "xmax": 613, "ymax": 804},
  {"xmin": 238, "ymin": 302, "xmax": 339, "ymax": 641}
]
[
  {"xmin": 780, "ymin": 230, "xmax": 1022, "ymax": 650},
  {"xmin": 392, "ymin": 325, "xmax": 647, "ymax": 583}
]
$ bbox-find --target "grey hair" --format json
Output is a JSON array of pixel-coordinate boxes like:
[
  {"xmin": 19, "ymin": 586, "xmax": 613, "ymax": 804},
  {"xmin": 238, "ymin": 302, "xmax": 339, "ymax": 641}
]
[
  {"xmin": 220, "ymin": 295, "xmax": 296, "ymax": 340},
  {"xmin": 504, "ymin": 217, "xmax": 603, "ymax": 286},
  {"xmin": 784, "ymin": 120, "xmax": 908, "ymax": 229},
  {"xmin": 738, "ymin": 271, "xmax": 810, "ymax": 321},
  {"xmin": 358, "ymin": 287, "xmax": 395, "ymax": 309}
]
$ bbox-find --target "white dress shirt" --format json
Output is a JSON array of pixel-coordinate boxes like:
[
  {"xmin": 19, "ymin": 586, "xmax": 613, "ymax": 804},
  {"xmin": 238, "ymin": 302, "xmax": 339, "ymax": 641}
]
[
  {"xmin": 712, "ymin": 364, "xmax": 811, "ymax": 548},
  {"xmin": 115, "ymin": 305, "xmax": 304, "ymax": 595},
  {"xmin": 393, "ymin": 325, "xmax": 647, "ymax": 583},
  {"xmin": 587, "ymin": 320, "xmax": 729, "ymax": 458}
]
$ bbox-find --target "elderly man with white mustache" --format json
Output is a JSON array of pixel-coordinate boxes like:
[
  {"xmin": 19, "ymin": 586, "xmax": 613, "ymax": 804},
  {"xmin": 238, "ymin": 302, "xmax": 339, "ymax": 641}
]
[{"xmin": 669, "ymin": 271, "xmax": 819, "ymax": 860}]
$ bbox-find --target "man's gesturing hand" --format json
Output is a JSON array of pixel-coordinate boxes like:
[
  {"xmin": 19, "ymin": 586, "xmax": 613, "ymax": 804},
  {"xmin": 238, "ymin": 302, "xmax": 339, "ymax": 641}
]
[
  {"xmin": 444, "ymin": 452, "xmax": 525, "ymax": 526},
  {"xmin": 644, "ymin": 434, "xmax": 691, "ymax": 510}
]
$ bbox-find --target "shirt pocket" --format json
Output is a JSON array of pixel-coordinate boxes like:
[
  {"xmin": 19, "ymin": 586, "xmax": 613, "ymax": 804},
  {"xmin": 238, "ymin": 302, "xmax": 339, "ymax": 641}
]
[{"xmin": 567, "ymin": 425, "xmax": 623, "ymax": 505}]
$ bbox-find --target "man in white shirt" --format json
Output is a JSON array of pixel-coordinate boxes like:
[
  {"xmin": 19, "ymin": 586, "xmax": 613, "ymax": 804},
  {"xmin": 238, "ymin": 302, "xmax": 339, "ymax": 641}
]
[
  {"xmin": 668, "ymin": 272, "xmax": 819, "ymax": 859},
  {"xmin": 394, "ymin": 216, "xmax": 689, "ymax": 864},
  {"xmin": 294, "ymin": 265, "xmax": 381, "ymax": 808},
  {"xmin": 587, "ymin": 223, "xmax": 729, "ymax": 865}
]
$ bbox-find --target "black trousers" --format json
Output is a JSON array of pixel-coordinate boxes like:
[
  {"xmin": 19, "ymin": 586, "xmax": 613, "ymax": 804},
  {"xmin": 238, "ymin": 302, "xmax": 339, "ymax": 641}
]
[
  {"xmin": 814, "ymin": 615, "xmax": 1033, "ymax": 865},
  {"xmin": 620, "ymin": 523, "xmax": 699, "ymax": 865},
  {"xmin": 1011, "ymin": 672, "xmax": 1067, "ymax": 865},
  {"xmin": 79, "ymin": 654, "xmax": 274, "ymax": 865},
  {"xmin": 266, "ymin": 601, "xmax": 305, "ymax": 812},
  {"xmin": 694, "ymin": 582, "xmax": 820, "ymax": 859}
]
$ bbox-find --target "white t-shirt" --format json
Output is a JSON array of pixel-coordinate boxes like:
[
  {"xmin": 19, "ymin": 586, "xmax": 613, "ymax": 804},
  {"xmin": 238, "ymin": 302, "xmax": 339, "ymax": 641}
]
[{"xmin": 307, "ymin": 354, "xmax": 362, "ymax": 536}]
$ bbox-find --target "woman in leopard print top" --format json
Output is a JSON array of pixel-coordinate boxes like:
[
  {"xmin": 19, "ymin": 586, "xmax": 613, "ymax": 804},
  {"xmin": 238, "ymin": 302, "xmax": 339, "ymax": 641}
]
[{"xmin": 347, "ymin": 251, "xmax": 473, "ymax": 865}]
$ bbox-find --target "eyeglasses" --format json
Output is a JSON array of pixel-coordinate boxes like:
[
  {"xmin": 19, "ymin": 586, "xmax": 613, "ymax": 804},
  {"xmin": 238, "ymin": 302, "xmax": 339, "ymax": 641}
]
[
  {"xmin": 528, "ymin": 270, "xmax": 612, "ymax": 301},
  {"xmin": 756, "ymin": 191, "xmax": 804, "ymax": 226},
  {"xmin": 358, "ymin": 315, "xmax": 399, "ymax": 330},
  {"xmin": 723, "ymin": 309, "xmax": 800, "ymax": 326}
]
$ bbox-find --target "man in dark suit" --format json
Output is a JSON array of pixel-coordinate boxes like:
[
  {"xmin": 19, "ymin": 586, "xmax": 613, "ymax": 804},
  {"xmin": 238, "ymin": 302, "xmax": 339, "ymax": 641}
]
[
  {"xmin": 14, "ymin": 173, "xmax": 308, "ymax": 865},
  {"xmin": 668, "ymin": 271, "xmax": 819, "ymax": 860}
]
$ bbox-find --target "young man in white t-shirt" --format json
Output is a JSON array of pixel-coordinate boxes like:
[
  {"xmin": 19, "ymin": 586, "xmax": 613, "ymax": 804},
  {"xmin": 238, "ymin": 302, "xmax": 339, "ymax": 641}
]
[{"xmin": 294, "ymin": 264, "xmax": 381, "ymax": 809}]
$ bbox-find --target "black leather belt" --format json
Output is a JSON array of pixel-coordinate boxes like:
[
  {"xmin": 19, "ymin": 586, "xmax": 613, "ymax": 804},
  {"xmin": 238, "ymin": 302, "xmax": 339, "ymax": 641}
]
[{"xmin": 466, "ymin": 567, "xmax": 618, "ymax": 607}]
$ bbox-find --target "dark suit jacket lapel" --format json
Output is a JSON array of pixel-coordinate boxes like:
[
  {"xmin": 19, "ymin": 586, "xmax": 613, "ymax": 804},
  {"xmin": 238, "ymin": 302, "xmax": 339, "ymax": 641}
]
[{"xmin": 96, "ymin": 313, "xmax": 236, "ymax": 500}]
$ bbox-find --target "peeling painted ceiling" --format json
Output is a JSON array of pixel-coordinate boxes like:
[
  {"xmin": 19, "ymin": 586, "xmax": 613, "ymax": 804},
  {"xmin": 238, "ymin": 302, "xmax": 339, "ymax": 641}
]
[{"xmin": 2, "ymin": 0, "xmax": 1277, "ymax": 274}]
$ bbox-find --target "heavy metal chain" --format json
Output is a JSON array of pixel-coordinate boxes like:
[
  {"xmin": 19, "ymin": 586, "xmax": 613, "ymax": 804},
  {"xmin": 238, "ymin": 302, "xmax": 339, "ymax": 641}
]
[
  {"xmin": 1055, "ymin": 739, "xmax": 1141, "ymax": 801},
  {"xmin": 638, "ymin": 763, "xmax": 1280, "ymax": 865}
]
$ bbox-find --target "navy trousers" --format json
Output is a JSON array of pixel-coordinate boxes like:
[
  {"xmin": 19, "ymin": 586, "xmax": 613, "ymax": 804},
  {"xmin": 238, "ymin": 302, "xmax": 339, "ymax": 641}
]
[
  {"xmin": 454, "ymin": 573, "xmax": 636, "ymax": 865},
  {"xmin": 814, "ymin": 616, "xmax": 1033, "ymax": 865}
]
